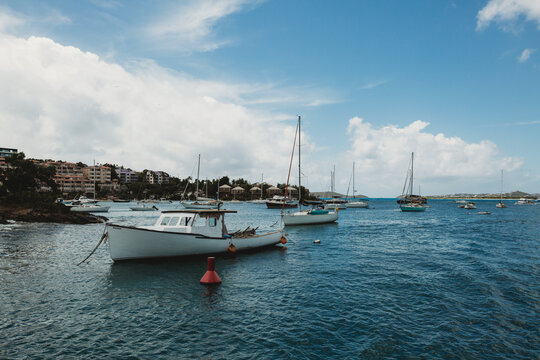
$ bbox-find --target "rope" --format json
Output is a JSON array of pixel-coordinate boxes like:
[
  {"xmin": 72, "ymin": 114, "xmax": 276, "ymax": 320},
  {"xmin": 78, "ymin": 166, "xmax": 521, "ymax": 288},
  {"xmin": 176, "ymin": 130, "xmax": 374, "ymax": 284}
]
[{"xmin": 77, "ymin": 224, "xmax": 108, "ymax": 266}]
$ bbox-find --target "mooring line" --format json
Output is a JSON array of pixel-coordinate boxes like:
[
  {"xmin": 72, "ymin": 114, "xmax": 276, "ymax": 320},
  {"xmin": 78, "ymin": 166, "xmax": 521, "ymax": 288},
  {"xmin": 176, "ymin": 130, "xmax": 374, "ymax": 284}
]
[{"xmin": 77, "ymin": 224, "xmax": 108, "ymax": 266}]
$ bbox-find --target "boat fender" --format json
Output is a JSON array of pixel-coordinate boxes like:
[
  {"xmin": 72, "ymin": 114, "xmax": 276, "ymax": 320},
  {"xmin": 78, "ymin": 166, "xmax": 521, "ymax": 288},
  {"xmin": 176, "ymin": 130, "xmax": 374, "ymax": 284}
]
[
  {"xmin": 280, "ymin": 236, "xmax": 287, "ymax": 244},
  {"xmin": 228, "ymin": 244, "xmax": 237, "ymax": 253}
]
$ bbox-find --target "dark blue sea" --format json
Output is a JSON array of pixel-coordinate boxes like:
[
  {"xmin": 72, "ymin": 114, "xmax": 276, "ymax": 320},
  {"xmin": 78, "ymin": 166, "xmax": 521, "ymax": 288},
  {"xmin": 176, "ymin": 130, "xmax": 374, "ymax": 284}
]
[{"xmin": 1, "ymin": 199, "xmax": 539, "ymax": 359}]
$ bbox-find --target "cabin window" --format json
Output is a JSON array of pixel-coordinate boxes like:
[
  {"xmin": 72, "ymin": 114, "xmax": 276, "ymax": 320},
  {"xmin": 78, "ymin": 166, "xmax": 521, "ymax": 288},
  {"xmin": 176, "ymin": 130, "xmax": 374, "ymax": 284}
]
[
  {"xmin": 168, "ymin": 216, "xmax": 180, "ymax": 226},
  {"xmin": 160, "ymin": 216, "xmax": 171, "ymax": 226},
  {"xmin": 208, "ymin": 217, "xmax": 217, "ymax": 227}
]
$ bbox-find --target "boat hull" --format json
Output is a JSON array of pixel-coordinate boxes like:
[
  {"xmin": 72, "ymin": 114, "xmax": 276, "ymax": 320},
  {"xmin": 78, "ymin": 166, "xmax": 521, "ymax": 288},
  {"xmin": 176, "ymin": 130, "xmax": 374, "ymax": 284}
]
[
  {"xmin": 346, "ymin": 201, "xmax": 369, "ymax": 208},
  {"xmin": 282, "ymin": 211, "xmax": 338, "ymax": 225},
  {"xmin": 266, "ymin": 201, "xmax": 297, "ymax": 209},
  {"xmin": 182, "ymin": 202, "xmax": 220, "ymax": 209},
  {"xmin": 70, "ymin": 205, "xmax": 110, "ymax": 213},
  {"xmin": 106, "ymin": 224, "xmax": 284, "ymax": 261},
  {"xmin": 130, "ymin": 207, "xmax": 157, "ymax": 211},
  {"xmin": 323, "ymin": 203, "xmax": 346, "ymax": 210},
  {"xmin": 400, "ymin": 205, "xmax": 426, "ymax": 212}
]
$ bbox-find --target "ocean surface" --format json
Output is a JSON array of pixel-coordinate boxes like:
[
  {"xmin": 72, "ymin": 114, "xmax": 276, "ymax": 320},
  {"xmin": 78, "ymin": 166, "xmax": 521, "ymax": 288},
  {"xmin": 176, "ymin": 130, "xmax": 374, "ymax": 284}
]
[{"xmin": 1, "ymin": 199, "xmax": 538, "ymax": 359}]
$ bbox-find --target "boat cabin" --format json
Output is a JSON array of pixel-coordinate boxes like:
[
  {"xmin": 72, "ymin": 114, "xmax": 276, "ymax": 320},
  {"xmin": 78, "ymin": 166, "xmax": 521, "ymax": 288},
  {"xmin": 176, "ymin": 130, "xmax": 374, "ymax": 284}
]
[{"xmin": 145, "ymin": 209, "xmax": 237, "ymax": 237}]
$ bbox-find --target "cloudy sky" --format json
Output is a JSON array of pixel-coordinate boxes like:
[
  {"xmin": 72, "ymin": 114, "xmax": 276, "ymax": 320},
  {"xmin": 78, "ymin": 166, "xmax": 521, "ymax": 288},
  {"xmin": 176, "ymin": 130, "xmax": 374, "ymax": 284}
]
[{"xmin": 1, "ymin": 0, "xmax": 539, "ymax": 196}]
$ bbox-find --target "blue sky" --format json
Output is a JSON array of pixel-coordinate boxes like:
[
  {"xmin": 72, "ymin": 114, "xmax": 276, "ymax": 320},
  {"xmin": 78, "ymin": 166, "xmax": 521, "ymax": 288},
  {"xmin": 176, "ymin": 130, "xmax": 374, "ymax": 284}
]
[{"xmin": 0, "ymin": 0, "xmax": 539, "ymax": 196}]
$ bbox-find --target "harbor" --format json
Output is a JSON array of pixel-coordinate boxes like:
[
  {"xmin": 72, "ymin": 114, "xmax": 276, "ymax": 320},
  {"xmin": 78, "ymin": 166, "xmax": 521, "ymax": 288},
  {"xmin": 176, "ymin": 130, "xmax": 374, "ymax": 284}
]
[{"xmin": 1, "ymin": 199, "xmax": 539, "ymax": 358}]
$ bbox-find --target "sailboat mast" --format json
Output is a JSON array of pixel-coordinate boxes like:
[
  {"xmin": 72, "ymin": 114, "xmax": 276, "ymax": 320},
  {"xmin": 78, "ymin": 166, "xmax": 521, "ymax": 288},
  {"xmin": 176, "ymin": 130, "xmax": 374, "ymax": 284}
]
[
  {"xmin": 298, "ymin": 116, "xmax": 301, "ymax": 208},
  {"xmin": 196, "ymin": 154, "xmax": 200, "ymax": 199},
  {"xmin": 353, "ymin": 161, "xmax": 355, "ymax": 200},
  {"xmin": 260, "ymin": 173, "xmax": 264, "ymax": 200},
  {"xmin": 500, "ymin": 169, "xmax": 503, "ymax": 201},
  {"xmin": 93, "ymin": 159, "xmax": 96, "ymax": 200},
  {"xmin": 332, "ymin": 165, "xmax": 335, "ymax": 194},
  {"xmin": 410, "ymin": 152, "xmax": 414, "ymax": 196}
]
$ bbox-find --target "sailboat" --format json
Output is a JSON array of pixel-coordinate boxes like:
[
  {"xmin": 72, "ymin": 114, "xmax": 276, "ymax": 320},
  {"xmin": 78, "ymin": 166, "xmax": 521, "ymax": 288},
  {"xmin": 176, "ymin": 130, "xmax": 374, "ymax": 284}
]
[
  {"xmin": 496, "ymin": 170, "xmax": 507, "ymax": 208},
  {"xmin": 282, "ymin": 116, "xmax": 338, "ymax": 225},
  {"xmin": 249, "ymin": 174, "xmax": 267, "ymax": 204},
  {"xmin": 71, "ymin": 160, "xmax": 110, "ymax": 213},
  {"xmin": 346, "ymin": 161, "xmax": 369, "ymax": 208},
  {"xmin": 399, "ymin": 152, "xmax": 426, "ymax": 212},
  {"xmin": 323, "ymin": 166, "xmax": 347, "ymax": 210},
  {"xmin": 182, "ymin": 155, "xmax": 221, "ymax": 209}
]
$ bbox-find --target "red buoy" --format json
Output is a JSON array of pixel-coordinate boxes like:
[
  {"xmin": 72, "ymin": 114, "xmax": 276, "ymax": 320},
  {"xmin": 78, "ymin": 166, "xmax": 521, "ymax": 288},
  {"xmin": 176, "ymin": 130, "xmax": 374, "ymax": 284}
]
[{"xmin": 200, "ymin": 257, "xmax": 222, "ymax": 285}]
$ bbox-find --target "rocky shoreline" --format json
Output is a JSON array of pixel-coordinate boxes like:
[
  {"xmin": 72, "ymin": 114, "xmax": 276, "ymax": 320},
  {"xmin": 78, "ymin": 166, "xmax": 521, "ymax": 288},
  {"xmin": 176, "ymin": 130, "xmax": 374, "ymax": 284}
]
[{"xmin": 0, "ymin": 203, "xmax": 107, "ymax": 224}]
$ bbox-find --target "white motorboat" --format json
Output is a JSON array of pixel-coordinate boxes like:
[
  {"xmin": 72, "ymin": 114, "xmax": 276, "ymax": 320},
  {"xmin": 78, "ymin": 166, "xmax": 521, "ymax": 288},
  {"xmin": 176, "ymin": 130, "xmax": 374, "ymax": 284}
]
[
  {"xmin": 70, "ymin": 204, "xmax": 110, "ymax": 213},
  {"xmin": 281, "ymin": 116, "xmax": 338, "ymax": 226},
  {"xmin": 464, "ymin": 202, "xmax": 476, "ymax": 209},
  {"xmin": 347, "ymin": 201, "xmax": 369, "ymax": 208},
  {"xmin": 106, "ymin": 209, "xmax": 286, "ymax": 261},
  {"xmin": 181, "ymin": 200, "xmax": 221, "ymax": 209},
  {"xmin": 323, "ymin": 202, "xmax": 347, "ymax": 210},
  {"xmin": 514, "ymin": 198, "xmax": 535, "ymax": 205},
  {"xmin": 283, "ymin": 208, "xmax": 338, "ymax": 225}
]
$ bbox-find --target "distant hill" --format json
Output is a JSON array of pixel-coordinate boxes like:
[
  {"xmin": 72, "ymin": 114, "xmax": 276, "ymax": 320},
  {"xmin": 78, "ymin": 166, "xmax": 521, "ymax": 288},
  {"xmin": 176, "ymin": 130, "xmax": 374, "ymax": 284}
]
[{"xmin": 428, "ymin": 190, "xmax": 538, "ymax": 199}]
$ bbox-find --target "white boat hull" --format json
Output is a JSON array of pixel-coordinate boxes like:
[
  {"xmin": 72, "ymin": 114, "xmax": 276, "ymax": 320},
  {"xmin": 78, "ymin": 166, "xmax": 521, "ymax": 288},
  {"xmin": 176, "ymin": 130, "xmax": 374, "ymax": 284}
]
[
  {"xmin": 181, "ymin": 201, "xmax": 220, "ymax": 209},
  {"xmin": 323, "ymin": 203, "xmax": 346, "ymax": 210},
  {"xmin": 346, "ymin": 201, "xmax": 369, "ymax": 208},
  {"xmin": 70, "ymin": 205, "xmax": 110, "ymax": 213},
  {"xmin": 282, "ymin": 210, "xmax": 338, "ymax": 226},
  {"xmin": 106, "ymin": 224, "xmax": 284, "ymax": 261}
]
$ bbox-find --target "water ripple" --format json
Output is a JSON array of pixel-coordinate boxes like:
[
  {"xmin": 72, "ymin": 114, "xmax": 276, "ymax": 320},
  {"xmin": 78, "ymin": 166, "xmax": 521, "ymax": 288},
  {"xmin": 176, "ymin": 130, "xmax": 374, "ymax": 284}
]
[{"xmin": 1, "ymin": 200, "xmax": 538, "ymax": 359}]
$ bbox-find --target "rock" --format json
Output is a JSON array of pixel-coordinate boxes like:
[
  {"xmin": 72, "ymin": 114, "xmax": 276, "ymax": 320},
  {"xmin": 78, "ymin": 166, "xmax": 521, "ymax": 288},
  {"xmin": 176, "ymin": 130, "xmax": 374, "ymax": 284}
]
[{"xmin": 0, "ymin": 203, "xmax": 107, "ymax": 224}]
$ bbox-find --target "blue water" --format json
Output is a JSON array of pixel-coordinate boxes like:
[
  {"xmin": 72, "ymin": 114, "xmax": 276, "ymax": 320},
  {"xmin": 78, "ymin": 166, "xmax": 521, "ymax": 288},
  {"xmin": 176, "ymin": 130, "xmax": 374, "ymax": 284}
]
[{"xmin": 1, "ymin": 200, "xmax": 539, "ymax": 359}]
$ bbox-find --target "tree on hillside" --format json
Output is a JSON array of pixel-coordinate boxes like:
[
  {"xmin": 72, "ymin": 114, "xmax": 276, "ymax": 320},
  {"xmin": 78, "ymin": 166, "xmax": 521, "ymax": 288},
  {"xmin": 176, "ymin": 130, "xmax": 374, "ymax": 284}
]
[{"xmin": 0, "ymin": 153, "xmax": 58, "ymax": 199}]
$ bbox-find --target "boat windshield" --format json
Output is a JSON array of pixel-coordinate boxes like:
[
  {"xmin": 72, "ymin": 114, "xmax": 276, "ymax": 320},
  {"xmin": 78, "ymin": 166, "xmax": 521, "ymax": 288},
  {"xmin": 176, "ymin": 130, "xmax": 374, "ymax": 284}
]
[{"xmin": 158, "ymin": 215, "xmax": 193, "ymax": 226}]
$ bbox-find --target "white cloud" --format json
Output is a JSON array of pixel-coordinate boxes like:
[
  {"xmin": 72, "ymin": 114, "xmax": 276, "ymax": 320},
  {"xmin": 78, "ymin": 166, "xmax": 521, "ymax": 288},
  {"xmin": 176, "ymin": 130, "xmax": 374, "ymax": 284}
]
[
  {"xmin": 146, "ymin": 0, "xmax": 259, "ymax": 52},
  {"xmin": 477, "ymin": 0, "xmax": 540, "ymax": 31},
  {"xmin": 360, "ymin": 79, "xmax": 390, "ymax": 90},
  {"xmin": 518, "ymin": 47, "xmax": 536, "ymax": 62},
  {"xmin": 340, "ymin": 117, "xmax": 523, "ymax": 196},
  {"xmin": 0, "ymin": 33, "xmax": 301, "ymax": 184},
  {"xmin": 0, "ymin": 7, "xmax": 24, "ymax": 32}
]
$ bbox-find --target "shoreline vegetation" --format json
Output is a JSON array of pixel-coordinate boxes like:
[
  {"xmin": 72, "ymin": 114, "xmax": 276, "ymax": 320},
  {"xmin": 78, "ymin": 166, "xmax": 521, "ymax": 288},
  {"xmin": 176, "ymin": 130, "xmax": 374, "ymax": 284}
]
[{"xmin": 0, "ymin": 153, "xmax": 106, "ymax": 224}]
